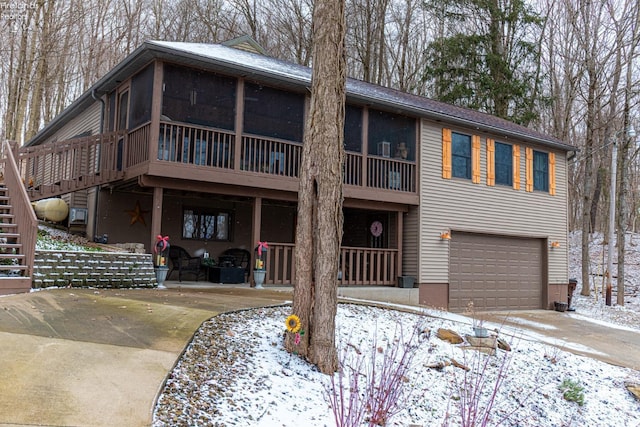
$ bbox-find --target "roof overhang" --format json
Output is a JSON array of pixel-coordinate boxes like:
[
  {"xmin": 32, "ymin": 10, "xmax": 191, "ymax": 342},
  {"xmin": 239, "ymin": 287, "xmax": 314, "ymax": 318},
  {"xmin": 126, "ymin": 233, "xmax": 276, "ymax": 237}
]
[{"xmin": 27, "ymin": 40, "xmax": 575, "ymax": 153}]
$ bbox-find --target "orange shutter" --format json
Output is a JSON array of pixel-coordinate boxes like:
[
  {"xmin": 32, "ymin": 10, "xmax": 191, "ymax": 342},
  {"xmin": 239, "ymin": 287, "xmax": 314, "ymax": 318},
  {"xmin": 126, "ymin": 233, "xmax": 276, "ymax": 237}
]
[
  {"xmin": 513, "ymin": 144, "xmax": 520, "ymax": 190},
  {"xmin": 525, "ymin": 147, "xmax": 534, "ymax": 192},
  {"xmin": 549, "ymin": 152, "xmax": 556, "ymax": 195},
  {"xmin": 442, "ymin": 128, "xmax": 452, "ymax": 179},
  {"xmin": 486, "ymin": 138, "xmax": 495, "ymax": 186},
  {"xmin": 472, "ymin": 135, "xmax": 481, "ymax": 184}
]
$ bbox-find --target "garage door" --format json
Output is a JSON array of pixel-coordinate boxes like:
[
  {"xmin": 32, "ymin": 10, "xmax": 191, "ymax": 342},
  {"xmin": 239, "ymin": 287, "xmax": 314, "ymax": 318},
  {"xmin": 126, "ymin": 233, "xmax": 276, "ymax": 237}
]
[{"xmin": 449, "ymin": 232, "xmax": 544, "ymax": 311}]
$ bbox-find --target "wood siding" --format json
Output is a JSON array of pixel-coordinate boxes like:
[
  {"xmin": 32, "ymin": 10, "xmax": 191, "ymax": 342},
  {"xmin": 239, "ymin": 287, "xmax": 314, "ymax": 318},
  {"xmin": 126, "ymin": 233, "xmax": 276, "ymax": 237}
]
[{"xmin": 419, "ymin": 118, "xmax": 568, "ymax": 285}]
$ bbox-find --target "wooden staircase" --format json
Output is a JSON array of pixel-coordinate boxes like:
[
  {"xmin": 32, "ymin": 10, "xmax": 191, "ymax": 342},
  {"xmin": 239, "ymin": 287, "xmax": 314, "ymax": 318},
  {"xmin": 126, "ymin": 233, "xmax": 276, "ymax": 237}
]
[
  {"xmin": 0, "ymin": 185, "xmax": 32, "ymax": 295},
  {"xmin": 0, "ymin": 141, "xmax": 37, "ymax": 295}
]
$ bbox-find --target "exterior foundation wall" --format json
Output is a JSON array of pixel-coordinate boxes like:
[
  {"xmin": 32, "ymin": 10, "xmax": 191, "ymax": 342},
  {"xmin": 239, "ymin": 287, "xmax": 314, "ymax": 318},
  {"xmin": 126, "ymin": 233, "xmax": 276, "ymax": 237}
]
[
  {"xmin": 418, "ymin": 283, "xmax": 449, "ymax": 310},
  {"xmin": 32, "ymin": 250, "xmax": 157, "ymax": 289},
  {"xmin": 547, "ymin": 283, "xmax": 569, "ymax": 309},
  {"xmin": 420, "ymin": 282, "xmax": 568, "ymax": 312}
]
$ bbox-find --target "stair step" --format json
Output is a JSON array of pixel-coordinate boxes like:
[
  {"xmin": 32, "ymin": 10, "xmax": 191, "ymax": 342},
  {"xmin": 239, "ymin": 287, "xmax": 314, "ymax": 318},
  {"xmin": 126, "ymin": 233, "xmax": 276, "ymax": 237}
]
[
  {"xmin": 0, "ymin": 187, "xmax": 32, "ymax": 288},
  {"xmin": 0, "ymin": 276, "xmax": 31, "ymax": 295}
]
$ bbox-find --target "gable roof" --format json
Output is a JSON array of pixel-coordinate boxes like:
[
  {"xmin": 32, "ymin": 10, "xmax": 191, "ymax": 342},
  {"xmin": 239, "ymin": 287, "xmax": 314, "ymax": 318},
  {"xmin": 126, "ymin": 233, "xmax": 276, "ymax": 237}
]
[
  {"xmin": 28, "ymin": 40, "xmax": 574, "ymax": 152},
  {"xmin": 221, "ymin": 35, "xmax": 267, "ymax": 56}
]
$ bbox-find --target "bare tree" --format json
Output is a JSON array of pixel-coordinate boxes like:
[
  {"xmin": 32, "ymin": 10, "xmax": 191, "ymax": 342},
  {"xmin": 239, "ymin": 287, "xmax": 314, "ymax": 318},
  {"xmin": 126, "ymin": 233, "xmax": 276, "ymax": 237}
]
[
  {"xmin": 3, "ymin": 2, "xmax": 44, "ymax": 143},
  {"xmin": 384, "ymin": 0, "xmax": 431, "ymax": 94},
  {"xmin": 346, "ymin": 0, "xmax": 390, "ymax": 84},
  {"xmin": 228, "ymin": 0, "xmax": 262, "ymax": 41},
  {"xmin": 262, "ymin": 0, "xmax": 313, "ymax": 65},
  {"xmin": 193, "ymin": 0, "xmax": 238, "ymax": 42},
  {"xmin": 285, "ymin": 0, "xmax": 346, "ymax": 374},
  {"xmin": 616, "ymin": 0, "xmax": 640, "ymax": 306}
]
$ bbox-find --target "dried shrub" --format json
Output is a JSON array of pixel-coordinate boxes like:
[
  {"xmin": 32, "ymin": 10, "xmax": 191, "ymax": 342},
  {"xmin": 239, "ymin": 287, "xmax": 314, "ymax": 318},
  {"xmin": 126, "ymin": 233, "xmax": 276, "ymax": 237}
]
[{"xmin": 326, "ymin": 319, "xmax": 429, "ymax": 426}]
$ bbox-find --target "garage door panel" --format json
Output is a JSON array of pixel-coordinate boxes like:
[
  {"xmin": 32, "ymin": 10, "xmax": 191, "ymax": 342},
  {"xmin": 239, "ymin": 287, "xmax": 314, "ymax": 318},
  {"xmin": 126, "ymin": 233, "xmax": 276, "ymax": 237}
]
[{"xmin": 449, "ymin": 232, "xmax": 543, "ymax": 311}]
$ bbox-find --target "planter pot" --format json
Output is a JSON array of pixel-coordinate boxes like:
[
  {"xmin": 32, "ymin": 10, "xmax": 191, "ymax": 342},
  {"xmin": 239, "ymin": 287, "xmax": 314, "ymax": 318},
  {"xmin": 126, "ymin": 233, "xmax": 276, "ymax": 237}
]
[
  {"xmin": 473, "ymin": 326, "xmax": 489, "ymax": 338},
  {"xmin": 253, "ymin": 269, "xmax": 266, "ymax": 289},
  {"xmin": 554, "ymin": 301, "xmax": 568, "ymax": 312},
  {"xmin": 155, "ymin": 266, "xmax": 168, "ymax": 288},
  {"xmin": 397, "ymin": 275, "xmax": 415, "ymax": 288}
]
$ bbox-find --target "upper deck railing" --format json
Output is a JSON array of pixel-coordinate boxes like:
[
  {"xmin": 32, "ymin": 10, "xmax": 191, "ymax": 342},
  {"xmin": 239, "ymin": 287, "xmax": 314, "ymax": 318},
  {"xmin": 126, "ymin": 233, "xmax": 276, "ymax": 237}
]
[{"xmin": 18, "ymin": 121, "xmax": 417, "ymax": 200}]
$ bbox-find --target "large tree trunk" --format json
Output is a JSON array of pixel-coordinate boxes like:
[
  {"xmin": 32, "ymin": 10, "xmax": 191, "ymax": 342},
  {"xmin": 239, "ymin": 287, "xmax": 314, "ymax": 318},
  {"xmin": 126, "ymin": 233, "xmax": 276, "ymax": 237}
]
[
  {"xmin": 580, "ymin": 69, "xmax": 597, "ymax": 296},
  {"xmin": 617, "ymin": 9, "xmax": 639, "ymax": 305},
  {"xmin": 286, "ymin": 0, "xmax": 346, "ymax": 375}
]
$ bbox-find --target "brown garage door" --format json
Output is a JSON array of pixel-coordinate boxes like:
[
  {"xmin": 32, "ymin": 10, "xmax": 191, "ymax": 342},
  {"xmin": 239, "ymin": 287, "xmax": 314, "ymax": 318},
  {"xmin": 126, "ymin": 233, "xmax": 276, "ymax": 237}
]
[{"xmin": 449, "ymin": 232, "xmax": 544, "ymax": 311}]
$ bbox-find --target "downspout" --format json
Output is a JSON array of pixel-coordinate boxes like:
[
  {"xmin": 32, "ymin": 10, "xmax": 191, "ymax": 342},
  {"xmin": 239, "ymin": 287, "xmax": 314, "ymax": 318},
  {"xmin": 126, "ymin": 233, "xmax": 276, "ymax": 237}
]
[{"xmin": 91, "ymin": 89, "xmax": 105, "ymax": 241}]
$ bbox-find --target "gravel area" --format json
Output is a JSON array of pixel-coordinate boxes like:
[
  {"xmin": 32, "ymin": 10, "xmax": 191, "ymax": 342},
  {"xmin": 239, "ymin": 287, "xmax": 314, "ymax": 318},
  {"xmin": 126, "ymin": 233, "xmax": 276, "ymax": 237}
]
[{"xmin": 152, "ymin": 231, "xmax": 640, "ymax": 426}]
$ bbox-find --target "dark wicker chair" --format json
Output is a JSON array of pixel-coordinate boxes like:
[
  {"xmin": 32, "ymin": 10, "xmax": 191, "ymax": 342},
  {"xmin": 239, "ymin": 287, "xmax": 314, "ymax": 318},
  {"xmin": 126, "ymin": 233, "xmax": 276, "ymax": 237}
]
[
  {"xmin": 220, "ymin": 248, "xmax": 252, "ymax": 281},
  {"xmin": 168, "ymin": 246, "xmax": 205, "ymax": 282}
]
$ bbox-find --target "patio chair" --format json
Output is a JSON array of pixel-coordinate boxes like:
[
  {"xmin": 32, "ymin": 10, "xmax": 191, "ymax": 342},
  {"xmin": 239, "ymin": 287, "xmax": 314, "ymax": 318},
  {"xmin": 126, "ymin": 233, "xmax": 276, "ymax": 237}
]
[{"xmin": 168, "ymin": 245, "xmax": 205, "ymax": 282}]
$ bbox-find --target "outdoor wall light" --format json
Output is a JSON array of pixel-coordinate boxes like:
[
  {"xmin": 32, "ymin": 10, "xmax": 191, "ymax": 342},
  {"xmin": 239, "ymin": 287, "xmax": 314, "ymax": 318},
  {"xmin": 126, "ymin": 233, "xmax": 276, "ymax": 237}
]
[
  {"xmin": 550, "ymin": 241, "xmax": 560, "ymax": 249},
  {"xmin": 440, "ymin": 231, "xmax": 451, "ymax": 240}
]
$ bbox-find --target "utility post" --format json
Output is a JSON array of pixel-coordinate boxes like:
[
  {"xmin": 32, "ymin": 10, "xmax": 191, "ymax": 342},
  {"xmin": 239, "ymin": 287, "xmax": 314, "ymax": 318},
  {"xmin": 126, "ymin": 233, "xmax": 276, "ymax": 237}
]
[{"xmin": 606, "ymin": 126, "xmax": 636, "ymax": 306}]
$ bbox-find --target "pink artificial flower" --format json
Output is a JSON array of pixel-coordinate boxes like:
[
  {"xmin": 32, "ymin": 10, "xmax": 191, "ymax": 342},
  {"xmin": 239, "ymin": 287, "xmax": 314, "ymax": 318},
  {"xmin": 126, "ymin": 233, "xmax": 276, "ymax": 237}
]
[{"xmin": 294, "ymin": 332, "xmax": 301, "ymax": 345}]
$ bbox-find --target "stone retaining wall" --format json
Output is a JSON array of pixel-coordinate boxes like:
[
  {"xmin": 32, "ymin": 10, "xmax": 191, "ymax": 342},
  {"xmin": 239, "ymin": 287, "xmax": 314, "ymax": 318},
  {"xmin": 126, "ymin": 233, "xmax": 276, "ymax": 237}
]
[{"xmin": 33, "ymin": 250, "xmax": 157, "ymax": 289}]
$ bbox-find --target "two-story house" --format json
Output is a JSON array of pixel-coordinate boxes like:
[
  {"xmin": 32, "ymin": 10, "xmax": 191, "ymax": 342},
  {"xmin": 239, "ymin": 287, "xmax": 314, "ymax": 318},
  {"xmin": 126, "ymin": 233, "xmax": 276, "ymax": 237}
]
[{"xmin": 12, "ymin": 36, "xmax": 574, "ymax": 311}]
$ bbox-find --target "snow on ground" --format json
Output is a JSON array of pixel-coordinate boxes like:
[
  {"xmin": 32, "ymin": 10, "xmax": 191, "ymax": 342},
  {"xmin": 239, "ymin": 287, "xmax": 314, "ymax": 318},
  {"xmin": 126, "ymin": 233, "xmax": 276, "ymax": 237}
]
[
  {"xmin": 152, "ymin": 231, "xmax": 640, "ymax": 427},
  {"xmin": 36, "ymin": 224, "xmax": 102, "ymax": 251},
  {"xmin": 568, "ymin": 231, "xmax": 640, "ymax": 329}
]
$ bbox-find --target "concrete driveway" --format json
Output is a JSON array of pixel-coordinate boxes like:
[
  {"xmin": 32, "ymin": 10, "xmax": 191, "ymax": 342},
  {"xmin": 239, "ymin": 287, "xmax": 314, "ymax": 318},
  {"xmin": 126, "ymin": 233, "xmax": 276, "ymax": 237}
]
[
  {"xmin": 478, "ymin": 309, "xmax": 640, "ymax": 371},
  {"xmin": 0, "ymin": 287, "xmax": 292, "ymax": 427}
]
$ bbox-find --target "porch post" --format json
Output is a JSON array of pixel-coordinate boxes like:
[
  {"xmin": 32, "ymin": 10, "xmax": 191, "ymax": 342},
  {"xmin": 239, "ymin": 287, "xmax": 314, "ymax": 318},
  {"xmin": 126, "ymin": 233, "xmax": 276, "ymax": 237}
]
[
  {"xmin": 150, "ymin": 187, "xmax": 163, "ymax": 252},
  {"xmin": 362, "ymin": 107, "xmax": 369, "ymax": 187},
  {"xmin": 251, "ymin": 197, "xmax": 262, "ymax": 285},
  {"xmin": 397, "ymin": 210, "xmax": 403, "ymax": 280},
  {"xmin": 149, "ymin": 61, "xmax": 163, "ymax": 162},
  {"xmin": 233, "ymin": 78, "xmax": 245, "ymax": 171}
]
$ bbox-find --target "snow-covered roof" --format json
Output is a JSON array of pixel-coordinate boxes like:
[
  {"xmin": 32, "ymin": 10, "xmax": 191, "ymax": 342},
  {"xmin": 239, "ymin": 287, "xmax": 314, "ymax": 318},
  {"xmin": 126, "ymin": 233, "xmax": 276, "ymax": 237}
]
[{"xmin": 28, "ymin": 40, "xmax": 574, "ymax": 152}]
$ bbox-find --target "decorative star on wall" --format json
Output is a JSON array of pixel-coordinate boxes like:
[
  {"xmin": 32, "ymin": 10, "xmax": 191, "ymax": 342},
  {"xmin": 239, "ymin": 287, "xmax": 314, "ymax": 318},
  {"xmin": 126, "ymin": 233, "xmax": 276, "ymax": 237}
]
[{"xmin": 125, "ymin": 201, "xmax": 149, "ymax": 226}]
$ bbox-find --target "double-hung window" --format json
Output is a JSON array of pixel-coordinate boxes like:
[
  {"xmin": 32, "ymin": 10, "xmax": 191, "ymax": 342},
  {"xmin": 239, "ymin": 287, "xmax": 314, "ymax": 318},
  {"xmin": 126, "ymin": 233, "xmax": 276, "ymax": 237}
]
[
  {"xmin": 182, "ymin": 208, "xmax": 231, "ymax": 241},
  {"xmin": 451, "ymin": 132, "xmax": 472, "ymax": 179},
  {"xmin": 494, "ymin": 142, "xmax": 513, "ymax": 186},
  {"xmin": 533, "ymin": 150, "xmax": 549, "ymax": 192}
]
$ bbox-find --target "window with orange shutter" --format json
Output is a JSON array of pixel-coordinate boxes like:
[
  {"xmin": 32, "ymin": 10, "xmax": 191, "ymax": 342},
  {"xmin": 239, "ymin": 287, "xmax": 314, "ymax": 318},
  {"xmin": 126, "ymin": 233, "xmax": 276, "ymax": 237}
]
[
  {"xmin": 533, "ymin": 150, "xmax": 549, "ymax": 192},
  {"xmin": 495, "ymin": 141, "xmax": 513, "ymax": 186}
]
